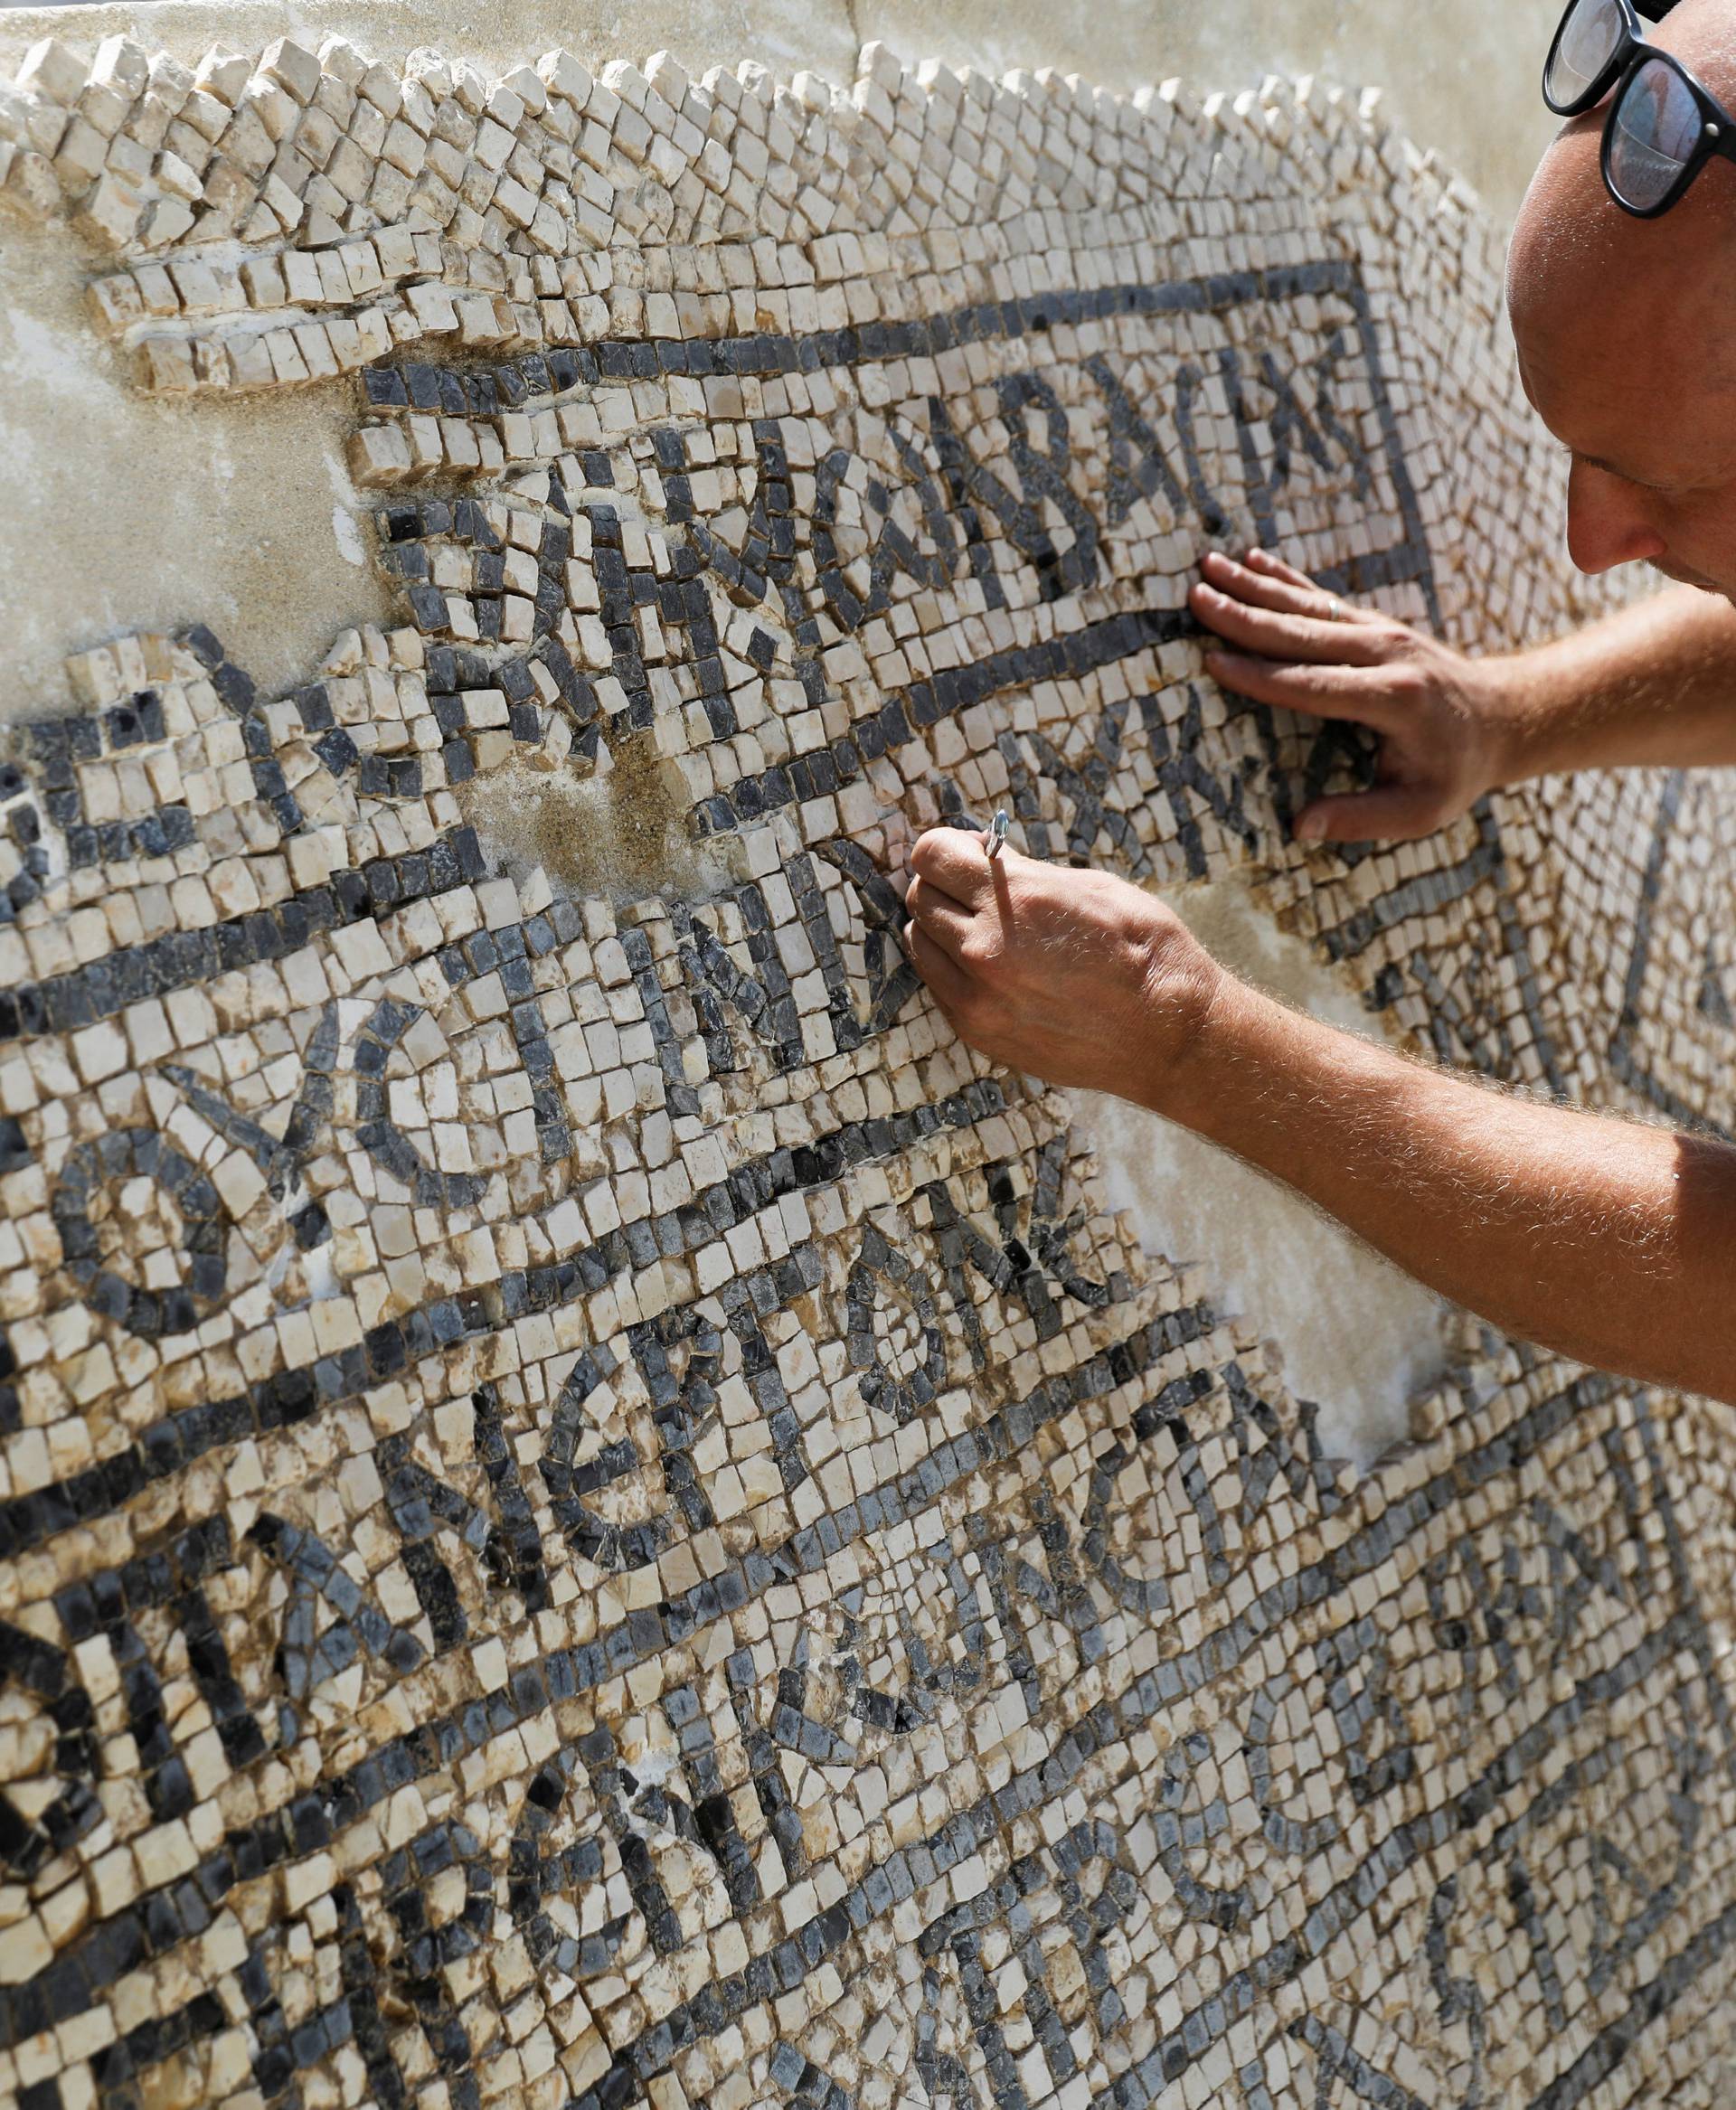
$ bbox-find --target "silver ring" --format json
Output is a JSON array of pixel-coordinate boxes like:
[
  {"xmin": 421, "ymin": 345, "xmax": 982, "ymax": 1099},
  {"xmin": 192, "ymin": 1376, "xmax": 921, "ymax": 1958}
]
[
  {"xmin": 985, "ymin": 809, "xmax": 1009, "ymax": 860},
  {"xmin": 1326, "ymin": 598, "xmax": 1345, "ymax": 621}
]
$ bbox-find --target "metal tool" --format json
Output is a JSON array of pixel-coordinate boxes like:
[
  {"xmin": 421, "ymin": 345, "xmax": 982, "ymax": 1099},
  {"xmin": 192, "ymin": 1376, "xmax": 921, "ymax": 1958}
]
[{"xmin": 985, "ymin": 809, "xmax": 1009, "ymax": 861}]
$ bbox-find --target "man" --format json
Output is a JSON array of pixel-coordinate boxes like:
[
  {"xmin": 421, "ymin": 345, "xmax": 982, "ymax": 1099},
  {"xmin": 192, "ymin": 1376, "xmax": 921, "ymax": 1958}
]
[{"xmin": 901, "ymin": 0, "xmax": 1736, "ymax": 1406}]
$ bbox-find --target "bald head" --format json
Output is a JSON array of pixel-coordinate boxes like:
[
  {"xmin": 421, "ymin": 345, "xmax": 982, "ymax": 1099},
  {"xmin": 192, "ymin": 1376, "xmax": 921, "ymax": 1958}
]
[{"xmin": 1508, "ymin": 0, "xmax": 1736, "ymax": 594}]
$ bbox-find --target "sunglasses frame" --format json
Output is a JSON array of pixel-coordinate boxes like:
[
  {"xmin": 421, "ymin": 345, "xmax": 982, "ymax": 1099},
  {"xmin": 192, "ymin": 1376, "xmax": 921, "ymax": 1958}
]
[
  {"xmin": 1599, "ymin": 45, "xmax": 1736, "ymax": 217},
  {"xmin": 1543, "ymin": 0, "xmax": 1655, "ymax": 118}
]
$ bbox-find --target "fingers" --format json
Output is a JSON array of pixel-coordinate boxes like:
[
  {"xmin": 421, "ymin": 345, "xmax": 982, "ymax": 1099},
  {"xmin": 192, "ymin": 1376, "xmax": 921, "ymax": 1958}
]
[
  {"xmin": 904, "ymin": 871, "xmax": 975, "ymax": 956},
  {"xmin": 1197, "ymin": 551, "xmax": 1320, "ymax": 619},
  {"xmin": 1198, "ymin": 549, "xmax": 1377, "ymax": 626},
  {"xmin": 904, "ymin": 918, "xmax": 975, "ymax": 1012},
  {"xmin": 1192, "ymin": 581, "xmax": 1390, "ymax": 667},
  {"xmin": 1292, "ymin": 784, "xmax": 1448, "ymax": 845},
  {"xmin": 1203, "ymin": 649, "xmax": 1403, "ymax": 727},
  {"xmin": 1244, "ymin": 546, "xmax": 1323, "ymax": 593},
  {"xmin": 909, "ymin": 824, "xmax": 999, "ymax": 904}
]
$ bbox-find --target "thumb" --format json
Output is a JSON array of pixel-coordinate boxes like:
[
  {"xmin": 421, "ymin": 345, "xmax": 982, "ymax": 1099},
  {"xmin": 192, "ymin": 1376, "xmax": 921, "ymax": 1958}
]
[{"xmin": 1292, "ymin": 784, "xmax": 1446, "ymax": 846}]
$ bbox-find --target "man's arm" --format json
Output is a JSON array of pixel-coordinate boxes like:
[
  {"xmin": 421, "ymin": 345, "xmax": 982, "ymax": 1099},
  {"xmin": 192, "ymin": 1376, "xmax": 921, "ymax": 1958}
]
[
  {"xmin": 1192, "ymin": 549, "xmax": 1736, "ymax": 843},
  {"xmin": 1171, "ymin": 974, "xmax": 1736, "ymax": 1395},
  {"xmin": 902, "ymin": 830, "xmax": 1736, "ymax": 1405},
  {"xmin": 1488, "ymin": 578, "xmax": 1736, "ymax": 775}
]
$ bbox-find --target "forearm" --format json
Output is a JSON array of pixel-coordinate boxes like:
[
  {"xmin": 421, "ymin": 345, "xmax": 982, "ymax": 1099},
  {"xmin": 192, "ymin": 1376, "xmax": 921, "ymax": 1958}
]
[
  {"xmin": 1492, "ymin": 582, "xmax": 1736, "ymax": 781},
  {"xmin": 1163, "ymin": 977, "xmax": 1736, "ymax": 1401},
  {"xmin": 903, "ymin": 822, "xmax": 1736, "ymax": 1399}
]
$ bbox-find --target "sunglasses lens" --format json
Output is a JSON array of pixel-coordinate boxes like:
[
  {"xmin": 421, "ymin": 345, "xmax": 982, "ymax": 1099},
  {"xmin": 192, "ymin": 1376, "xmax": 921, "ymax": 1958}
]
[
  {"xmin": 1546, "ymin": 0, "xmax": 1628, "ymax": 110},
  {"xmin": 1609, "ymin": 56, "xmax": 1702, "ymax": 207}
]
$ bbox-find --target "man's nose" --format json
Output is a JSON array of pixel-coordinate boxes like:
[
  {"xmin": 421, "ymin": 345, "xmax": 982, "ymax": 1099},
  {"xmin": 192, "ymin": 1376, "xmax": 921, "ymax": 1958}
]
[{"xmin": 1565, "ymin": 459, "xmax": 1666, "ymax": 574}]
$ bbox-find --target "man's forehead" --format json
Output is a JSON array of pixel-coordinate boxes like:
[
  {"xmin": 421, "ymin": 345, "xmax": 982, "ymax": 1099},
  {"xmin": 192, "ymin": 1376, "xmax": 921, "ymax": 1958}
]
[
  {"xmin": 1516, "ymin": 309, "xmax": 1736, "ymax": 485},
  {"xmin": 1510, "ymin": 0, "xmax": 1736, "ymax": 303}
]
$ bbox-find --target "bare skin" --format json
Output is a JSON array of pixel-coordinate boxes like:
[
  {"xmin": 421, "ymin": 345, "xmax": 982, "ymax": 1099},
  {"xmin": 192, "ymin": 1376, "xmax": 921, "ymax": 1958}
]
[
  {"xmin": 902, "ymin": 834, "xmax": 1736, "ymax": 1398},
  {"xmin": 904, "ymin": 0, "xmax": 1736, "ymax": 1407},
  {"xmin": 1191, "ymin": 553, "xmax": 1736, "ymax": 844}
]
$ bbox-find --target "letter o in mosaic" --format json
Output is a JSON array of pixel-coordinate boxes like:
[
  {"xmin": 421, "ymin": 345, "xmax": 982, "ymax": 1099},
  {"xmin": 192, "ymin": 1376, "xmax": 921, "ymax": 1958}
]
[{"xmin": 50, "ymin": 1126, "xmax": 228, "ymax": 1338}]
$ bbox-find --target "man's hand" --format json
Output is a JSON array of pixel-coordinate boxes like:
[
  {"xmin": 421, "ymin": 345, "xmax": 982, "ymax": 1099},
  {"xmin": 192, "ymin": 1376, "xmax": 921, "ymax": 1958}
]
[
  {"xmin": 902, "ymin": 829, "xmax": 1219, "ymax": 1104},
  {"xmin": 1190, "ymin": 548, "xmax": 1513, "ymax": 843},
  {"xmin": 903, "ymin": 826, "xmax": 1736, "ymax": 1405}
]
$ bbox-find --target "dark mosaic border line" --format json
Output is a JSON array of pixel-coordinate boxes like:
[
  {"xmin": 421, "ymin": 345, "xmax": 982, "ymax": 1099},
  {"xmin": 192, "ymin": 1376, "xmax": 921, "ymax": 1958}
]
[
  {"xmin": 395, "ymin": 241, "xmax": 1539, "ymax": 1136},
  {"xmin": 426, "ymin": 253, "xmax": 1434, "ymax": 637},
  {"xmin": 1322, "ymin": 813, "xmax": 1504, "ymax": 963},
  {"xmin": 1099, "ymin": 1613, "xmax": 1715, "ymax": 2110},
  {"xmin": 364, "ymin": 254, "xmax": 1438, "ymax": 853},
  {"xmin": 602, "ymin": 1615, "xmax": 1711, "ymax": 2110},
  {"xmin": 574, "ymin": 260, "xmax": 1440, "ymax": 840},
  {"xmin": 390, "ymin": 259, "xmax": 1382, "ymax": 400},
  {"xmin": 1119, "ymin": 1378, "xmax": 1736, "ymax": 2105},
  {"xmin": 691, "ymin": 605, "xmax": 1199, "ymax": 841}
]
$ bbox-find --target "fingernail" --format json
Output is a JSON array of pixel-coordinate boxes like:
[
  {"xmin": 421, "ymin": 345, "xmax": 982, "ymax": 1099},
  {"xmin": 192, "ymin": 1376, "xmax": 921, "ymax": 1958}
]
[{"xmin": 1294, "ymin": 813, "xmax": 1326, "ymax": 843}]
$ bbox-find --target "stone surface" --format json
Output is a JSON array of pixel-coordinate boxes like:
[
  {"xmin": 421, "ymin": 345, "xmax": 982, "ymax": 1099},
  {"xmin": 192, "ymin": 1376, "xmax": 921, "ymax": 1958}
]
[{"xmin": 0, "ymin": 20, "xmax": 1732, "ymax": 2110}]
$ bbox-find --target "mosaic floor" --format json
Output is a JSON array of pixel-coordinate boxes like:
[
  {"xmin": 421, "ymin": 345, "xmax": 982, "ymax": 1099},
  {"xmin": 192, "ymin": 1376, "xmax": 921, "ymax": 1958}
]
[{"xmin": 1, "ymin": 24, "xmax": 1735, "ymax": 2110}]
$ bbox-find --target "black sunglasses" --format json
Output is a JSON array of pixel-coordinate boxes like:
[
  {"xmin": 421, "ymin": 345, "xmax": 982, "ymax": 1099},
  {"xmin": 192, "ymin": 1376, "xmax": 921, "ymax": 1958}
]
[
  {"xmin": 1544, "ymin": 0, "xmax": 1677, "ymax": 116},
  {"xmin": 1544, "ymin": 0, "xmax": 1736, "ymax": 217}
]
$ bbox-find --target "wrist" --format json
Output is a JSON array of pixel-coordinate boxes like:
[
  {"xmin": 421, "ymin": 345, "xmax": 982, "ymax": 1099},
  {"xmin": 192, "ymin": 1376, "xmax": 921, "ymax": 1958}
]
[
  {"xmin": 1473, "ymin": 649, "xmax": 1568, "ymax": 791},
  {"xmin": 1132, "ymin": 920, "xmax": 1236, "ymax": 1124}
]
